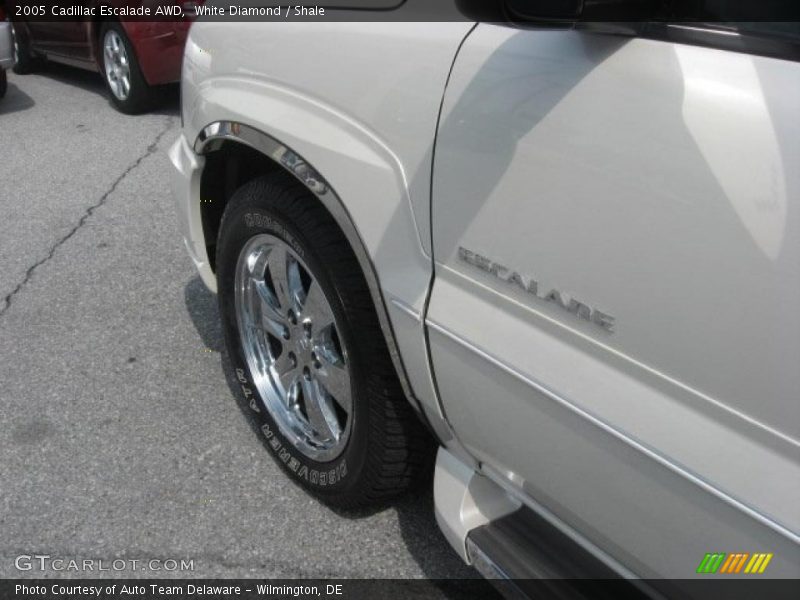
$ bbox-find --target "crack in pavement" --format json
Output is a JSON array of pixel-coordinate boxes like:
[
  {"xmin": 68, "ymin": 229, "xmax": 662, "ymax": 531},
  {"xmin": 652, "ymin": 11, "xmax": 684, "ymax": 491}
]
[{"xmin": 0, "ymin": 116, "xmax": 175, "ymax": 318}]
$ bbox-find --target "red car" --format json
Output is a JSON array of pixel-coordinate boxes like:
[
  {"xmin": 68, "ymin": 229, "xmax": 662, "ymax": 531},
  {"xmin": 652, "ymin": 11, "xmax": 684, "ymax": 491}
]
[{"xmin": 12, "ymin": 5, "xmax": 198, "ymax": 113}]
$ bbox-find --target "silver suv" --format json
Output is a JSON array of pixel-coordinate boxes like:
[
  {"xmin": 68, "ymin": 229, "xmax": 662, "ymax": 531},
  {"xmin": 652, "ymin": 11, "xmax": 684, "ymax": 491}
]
[{"xmin": 170, "ymin": 0, "xmax": 800, "ymax": 589}]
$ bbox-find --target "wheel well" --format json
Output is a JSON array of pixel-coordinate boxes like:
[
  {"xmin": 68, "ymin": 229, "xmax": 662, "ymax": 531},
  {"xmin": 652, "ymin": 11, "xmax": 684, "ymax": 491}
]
[
  {"xmin": 195, "ymin": 131, "xmax": 426, "ymax": 420},
  {"xmin": 199, "ymin": 141, "xmax": 290, "ymax": 272}
]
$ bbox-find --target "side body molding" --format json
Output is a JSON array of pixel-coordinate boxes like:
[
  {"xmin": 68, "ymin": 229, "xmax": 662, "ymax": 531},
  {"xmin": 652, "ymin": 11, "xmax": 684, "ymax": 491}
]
[{"xmin": 194, "ymin": 121, "xmax": 419, "ymax": 412}]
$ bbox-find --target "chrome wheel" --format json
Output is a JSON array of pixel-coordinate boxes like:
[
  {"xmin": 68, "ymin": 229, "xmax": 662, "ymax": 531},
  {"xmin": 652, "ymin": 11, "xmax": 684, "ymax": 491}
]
[
  {"xmin": 103, "ymin": 30, "xmax": 131, "ymax": 101},
  {"xmin": 235, "ymin": 234, "xmax": 353, "ymax": 462}
]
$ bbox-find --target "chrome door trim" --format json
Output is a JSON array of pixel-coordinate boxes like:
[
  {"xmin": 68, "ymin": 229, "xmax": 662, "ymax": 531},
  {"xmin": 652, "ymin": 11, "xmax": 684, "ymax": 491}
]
[
  {"xmin": 194, "ymin": 121, "xmax": 420, "ymax": 413},
  {"xmin": 426, "ymin": 318, "xmax": 800, "ymax": 546}
]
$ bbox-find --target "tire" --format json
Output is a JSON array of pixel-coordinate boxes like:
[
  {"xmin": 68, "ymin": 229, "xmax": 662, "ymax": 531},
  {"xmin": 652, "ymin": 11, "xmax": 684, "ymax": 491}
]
[
  {"xmin": 11, "ymin": 24, "xmax": 39, "ymax": 75},
  {"xmin": 216, "ymin": 173, "xmax": 433, "ymax": 508},
  {"xmin": 0, "ymin": 69, "xmax": 6, "ymax": 98},
  {"xmin": 100, "ymin": 22, "xmax": 156, "ymax": 114}
]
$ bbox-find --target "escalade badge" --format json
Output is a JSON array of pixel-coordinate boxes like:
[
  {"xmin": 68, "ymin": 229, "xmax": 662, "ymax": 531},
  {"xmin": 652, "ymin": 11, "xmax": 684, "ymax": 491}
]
[{"xmin": 458, "ymin": 247, "xmax": 615, "ymax": 333}]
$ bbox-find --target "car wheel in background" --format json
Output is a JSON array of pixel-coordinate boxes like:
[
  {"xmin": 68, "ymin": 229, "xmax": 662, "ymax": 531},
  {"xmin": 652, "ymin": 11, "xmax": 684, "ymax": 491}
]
[
  {"xmin": 0, "ymin": 68, "xmax": 6, "ymax": 98},
  {"xmin": 216, "ymin": 173, "xmax": 434, "ymax": 508},
  {"xmin": 11, "ymin": 24, "xmax": 39, "ymax": 75},
  {"xmin": 100, "ymin": 22, "xmax": 156, "ymax": 114}
]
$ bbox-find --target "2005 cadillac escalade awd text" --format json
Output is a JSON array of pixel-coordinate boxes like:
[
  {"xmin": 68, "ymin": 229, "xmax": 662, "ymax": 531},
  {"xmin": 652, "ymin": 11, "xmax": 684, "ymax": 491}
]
[{"xmin": 169, "ymin": 0, "xmax": 800, "ymax": 591}]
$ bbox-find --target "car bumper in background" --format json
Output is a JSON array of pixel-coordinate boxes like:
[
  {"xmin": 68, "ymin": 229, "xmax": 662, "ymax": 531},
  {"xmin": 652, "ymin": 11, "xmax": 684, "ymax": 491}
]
[
  {"xmin": 168, "ymin": 133, "xmax": 216, "ymax": 292},
  {"xmin": 0, "ymin": 22, "xmax": 14, "ymax": 70}
]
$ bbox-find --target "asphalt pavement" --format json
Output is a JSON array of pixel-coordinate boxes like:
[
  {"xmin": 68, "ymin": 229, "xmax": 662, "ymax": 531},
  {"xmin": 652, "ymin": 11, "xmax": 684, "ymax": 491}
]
[{"xmin": 0, "ymin": 64, "xmax": 491, "ymax": 594}]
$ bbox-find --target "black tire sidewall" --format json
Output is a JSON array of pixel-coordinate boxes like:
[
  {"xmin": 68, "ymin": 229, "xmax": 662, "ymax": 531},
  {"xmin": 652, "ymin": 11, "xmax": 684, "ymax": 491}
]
[
  {"xmin": 11, "ymin": 24, "xmax": 36, "ymax": 75},
  {"xmin": 216, "ymin": 187, "xmax": 369, "ymax": 500},
  {"xmin": 100, "ymin": 22, "xmax": 154, "ymax": 114},
  {"xmin": 0, "ymin": 69, "xmax": 6, "ymax": 98}
]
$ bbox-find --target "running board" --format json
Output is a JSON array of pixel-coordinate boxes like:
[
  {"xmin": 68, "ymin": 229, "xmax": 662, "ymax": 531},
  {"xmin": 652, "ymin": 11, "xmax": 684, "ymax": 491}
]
[
  {"xmin": 467, "ymin": 508, "xmax": 650, "ymax": 599},
  {"xmin": 433, "ymin": 448, "xmax": 651, "ymax": 598}
]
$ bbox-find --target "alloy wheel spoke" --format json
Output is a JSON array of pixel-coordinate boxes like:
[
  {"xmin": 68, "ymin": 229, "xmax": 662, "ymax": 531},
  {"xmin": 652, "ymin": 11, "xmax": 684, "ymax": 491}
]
[
  {"xmin": 273, "ymin": 351, "xmax": 299, "ymax": 398},
  {"xmin": 301, "ymin": 377, "xmax": 339, "ymax": 442},
  {"xmin": 316, "ymin": 363, "xmax": 351, "ymax": 414},
  {"xmin": 287, "ymin": 258, "xmax": 306, "ymax": 313},
  {"xmin": 252, "ymin": 279, "xmax": 287, "ymax": 336},
  {"xmin": 302, "ymin": 281, "xmax": 335, "ymax": 331},
  {"xmin": 243, "ymin": 325, "xmax": 271, "ymax": 376},
  {"xmin": 266, "ymin": 245, "xmax": 294, "ymax": 313}
]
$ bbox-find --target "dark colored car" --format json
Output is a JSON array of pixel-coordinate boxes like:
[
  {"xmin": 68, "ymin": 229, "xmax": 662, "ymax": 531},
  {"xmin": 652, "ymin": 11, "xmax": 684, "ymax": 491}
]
[
  {"xmin": 12, "ymin": 5, "xmax": 198, "ymax": 113},
  {"xmin": 0, "ymin": 5, "xmax": 13, "ymax": 98}
]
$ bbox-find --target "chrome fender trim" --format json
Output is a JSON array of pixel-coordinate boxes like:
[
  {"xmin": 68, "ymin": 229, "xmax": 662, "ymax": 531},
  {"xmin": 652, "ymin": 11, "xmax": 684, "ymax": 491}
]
[{"xmin": 194, "ymin": 121, "xmax": 420, "ymax": 412}]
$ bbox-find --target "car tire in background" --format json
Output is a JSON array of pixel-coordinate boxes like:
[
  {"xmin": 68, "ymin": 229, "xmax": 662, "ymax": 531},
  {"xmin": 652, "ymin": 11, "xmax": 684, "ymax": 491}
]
[
  {"xmin": 100, "ymin": 22, "xmax": 156, "ymax": 114},
  {"xmin": 11, "ymin": 23, "xmax": 39, "ymax": 75},
  {"xmin": 0, "ymin": 68, "xmax": 6, "ymax": 98},
  {"xmin": 216, "ymin": 173, "xmax": 434, "ymax": 509}
]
